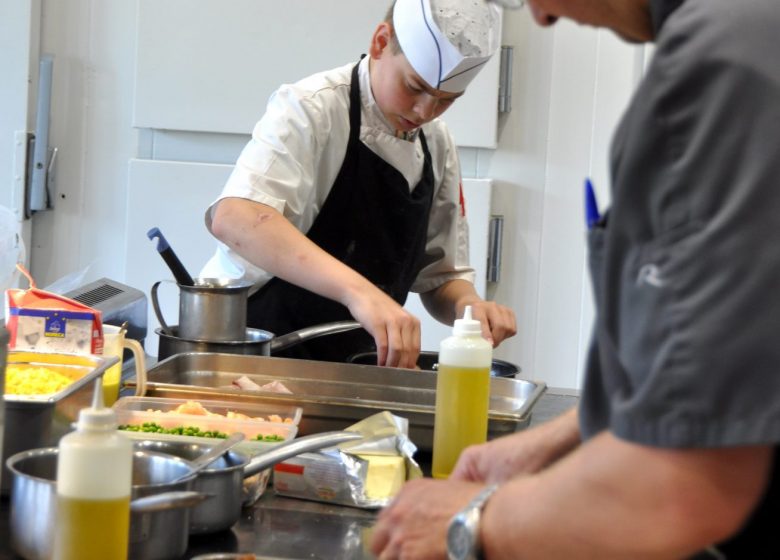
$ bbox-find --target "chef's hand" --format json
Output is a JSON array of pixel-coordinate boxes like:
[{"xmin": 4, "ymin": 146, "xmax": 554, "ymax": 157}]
[
  {"xmin": 346, "ymin": 288, "xmax": 421, "ymax": 369},
  {"xmin": 463, "ymin": 300, "xmax": 517, "ymax": 347},
  {"xmin": 370, "ymin": 478, "xmax": 484, "ymax": 560},
  {"xmin": 452, "ymin": 408, "xmax": 581, "ymax": 484},
  {"xmin": 422, "ymin": 280, "xmax": 517, "ymax": 348}
]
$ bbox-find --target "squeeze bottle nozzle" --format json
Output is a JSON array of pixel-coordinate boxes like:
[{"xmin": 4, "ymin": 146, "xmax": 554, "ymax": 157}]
[
  {"xmin": 453, "ymin": 305, "xmax": 482, "ymax": 336},
  {"xmin": 76, "ymin": 377, "xmax": 117, "ymax": 431}
]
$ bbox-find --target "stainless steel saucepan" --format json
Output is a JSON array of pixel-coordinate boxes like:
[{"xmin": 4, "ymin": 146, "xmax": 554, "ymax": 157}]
[
  {"xmin": 6, "ymin": 447, "xmax": 208, "ymax": 560},
  {"xmin": 134, "ymin": 430, "xmax": 362, "ymax": 534},
  {"xmin": 156, "ymin": 320, "xmax": 361, "ymax": 361}
]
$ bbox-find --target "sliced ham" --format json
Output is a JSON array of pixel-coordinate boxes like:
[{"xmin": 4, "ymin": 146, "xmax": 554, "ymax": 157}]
[{"xmin": 231, "ymin": 375, "xmax": 292, "ymax": 394}]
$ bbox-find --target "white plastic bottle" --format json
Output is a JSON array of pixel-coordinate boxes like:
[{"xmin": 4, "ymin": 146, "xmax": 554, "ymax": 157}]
[
  {"xmin": 431, "ymin": 305, "xmax": 492, "ymax": 479},
  {"xmin": 53, "ymin": 378, "xmax": 133, "ymax": 560}
]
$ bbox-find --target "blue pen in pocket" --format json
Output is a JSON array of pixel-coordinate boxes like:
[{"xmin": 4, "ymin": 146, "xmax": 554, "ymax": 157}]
[{"xmin": 585, "ymin": 178, "xmax": 601, "ymax": 229}]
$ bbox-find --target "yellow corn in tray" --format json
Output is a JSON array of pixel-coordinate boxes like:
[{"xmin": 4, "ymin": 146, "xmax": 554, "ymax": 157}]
[{"xmin": 5, "ymin": 365, "xmax": 75, "ymax": 395}]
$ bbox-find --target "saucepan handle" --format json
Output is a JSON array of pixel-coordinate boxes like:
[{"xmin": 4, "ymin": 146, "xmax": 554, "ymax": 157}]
[
  {"xmin": 270, "ymin": 320, "xmax": 362, "ymax": 353},
  {"xmin": 130, "ymin": 491, "xmax": 212, "ymax": 513},
  {"xmin": 122, "ymin": 337, "xmax": 148, "ymax": 397},
  {"xmin": 150, "ymin": 280, "xmax": 175, "ymax": 337},
  {"xmin": 243, "ymin": 430, "xmax": 362, "ymax": 478}
]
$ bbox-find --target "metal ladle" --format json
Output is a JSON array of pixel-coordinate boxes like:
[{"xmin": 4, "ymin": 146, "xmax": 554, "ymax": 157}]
[{"xmin": 171, "ymin": 432, "xmax": 246, "ymax": 483}]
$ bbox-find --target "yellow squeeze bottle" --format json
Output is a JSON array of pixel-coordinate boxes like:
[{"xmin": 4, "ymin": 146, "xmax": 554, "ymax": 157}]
[
  {"xmin": 432, "ymin": 305, "xmax": 492, "ymax": 479},
  {"xmin": 53, "ymin": 378, "xmax": 133, "ymax": 560}
]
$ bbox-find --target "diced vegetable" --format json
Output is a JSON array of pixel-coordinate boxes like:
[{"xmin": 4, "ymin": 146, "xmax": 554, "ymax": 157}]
[{"xmin": 5, "ymin": 365, "xmax": 74, "ymax": 395}]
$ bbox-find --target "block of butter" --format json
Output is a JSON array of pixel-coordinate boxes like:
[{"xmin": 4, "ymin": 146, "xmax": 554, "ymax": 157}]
[
  {"xmin": 273, "ymin": 411, "xmax": 422, "ymax": 508},
  {"xmin": 355, "ymin": 454, "xmax": 406, "ymax": 501},
  {"xmin": 273, "ymin": 450, "xmax": 412, "ymax": 508}
]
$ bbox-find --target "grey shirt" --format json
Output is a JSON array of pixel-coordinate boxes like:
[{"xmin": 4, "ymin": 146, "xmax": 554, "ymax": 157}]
[{"xmin": 580, "ymin": 0, "xmax": 780, "ymax": 448}]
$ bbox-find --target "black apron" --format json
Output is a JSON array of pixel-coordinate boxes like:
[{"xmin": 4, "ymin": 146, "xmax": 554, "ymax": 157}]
[{"xmin": 246, "ymin": 61, "xmax": 435, "ymax": 362}]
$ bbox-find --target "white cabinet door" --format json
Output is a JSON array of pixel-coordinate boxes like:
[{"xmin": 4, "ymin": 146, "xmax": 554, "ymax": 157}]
[
  {"xmin": 125, "ymin": 159, "xmax": 232, "ymax": 356},
  {"xmin": 133, "ymin": 0, "xmax": 501, "ymax": 148}
]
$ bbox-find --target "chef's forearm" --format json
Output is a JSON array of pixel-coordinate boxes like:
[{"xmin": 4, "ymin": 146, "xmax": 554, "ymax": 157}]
[
  {"xmin": 211, "ymin": 197, "xmax": 374, "ymax": 304},
  {"xmin": 419, "ymin": 279, "xmax": 481, "ymax": 324},
  {"xmin": 481, "ymin": 434, "xmax": 772, "ymax": 559}
]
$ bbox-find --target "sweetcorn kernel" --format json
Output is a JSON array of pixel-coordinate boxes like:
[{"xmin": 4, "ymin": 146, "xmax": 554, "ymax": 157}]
[{"xmin": 5, "ymin": 365, "xmax": 75, "ymax": 395}]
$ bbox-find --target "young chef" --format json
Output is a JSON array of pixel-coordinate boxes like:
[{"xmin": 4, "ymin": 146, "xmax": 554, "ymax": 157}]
[
  {"xmin": 201, "ymin": 0, "xmax": 517, "ymax": 368},
  {"xmin": 371, "ymin": 0, "xmax": 780, "ymax": 558}
]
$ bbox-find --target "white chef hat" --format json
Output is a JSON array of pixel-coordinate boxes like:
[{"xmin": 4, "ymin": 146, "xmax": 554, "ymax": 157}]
[{"xmin": 393, "ymin": 0, "xmax": 501, "ymax": 93}]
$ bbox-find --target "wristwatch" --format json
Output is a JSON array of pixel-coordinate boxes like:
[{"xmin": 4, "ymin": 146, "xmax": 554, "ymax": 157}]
[{"xmin": 446, "ymin": 483, "xmax": 499, "ymax": 560}]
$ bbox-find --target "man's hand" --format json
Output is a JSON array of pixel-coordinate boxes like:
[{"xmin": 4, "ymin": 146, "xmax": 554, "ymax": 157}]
[
  {"xmin": 420, "ymin": 279, "xmax": 518, "ymax": 347},
  {"xmin": 370, "ymin": 478, "xmax": 484, "ymax": 560},
  {"xmin": 463, "ymin": 300, "xmax": 517, "ymax": 347},
  {"xmin": 452, "ymin": 407, "xmax": 581, "ymax": 484}
]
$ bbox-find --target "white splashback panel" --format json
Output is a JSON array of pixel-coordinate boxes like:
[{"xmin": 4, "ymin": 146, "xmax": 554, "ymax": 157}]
[
  {"xmin": 125, "ymin": 159, "xmax": 231, "ymax": 357},
  {"xmin": 404, "ymin": 178, "xmax": 492, "ymax": 351}
]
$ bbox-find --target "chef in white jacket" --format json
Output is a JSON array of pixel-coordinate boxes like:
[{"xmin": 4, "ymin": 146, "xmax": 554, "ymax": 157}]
[{"xmin": 202, "ymin": 0, "xmax": 516, "ymax": 368}]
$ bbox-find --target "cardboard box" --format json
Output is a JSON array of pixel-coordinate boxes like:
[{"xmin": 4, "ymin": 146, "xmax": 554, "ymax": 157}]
[{"xmin": 5, "ymin": 286, "xmax": 103, "ymax": 355}]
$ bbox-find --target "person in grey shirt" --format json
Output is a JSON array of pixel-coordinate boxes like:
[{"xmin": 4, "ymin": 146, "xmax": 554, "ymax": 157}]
[{"xmin": 371, "ymin": 0, "xmax": 780, "ymax": 557}]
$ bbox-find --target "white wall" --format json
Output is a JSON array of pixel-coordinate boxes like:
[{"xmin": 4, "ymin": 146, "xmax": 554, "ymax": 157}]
[{"xmin": 11, "ymin": 1, "xmax": 644, "ymax": 390}]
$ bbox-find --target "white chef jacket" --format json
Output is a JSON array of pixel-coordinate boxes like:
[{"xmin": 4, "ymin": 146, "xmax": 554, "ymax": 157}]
[{"xmin": 201, "ymin": 56, "xmax": 475, "ymax": 295}]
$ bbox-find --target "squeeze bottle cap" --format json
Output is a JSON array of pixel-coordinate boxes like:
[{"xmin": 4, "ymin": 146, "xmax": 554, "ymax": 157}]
[
  {"xmin": 76, "ymin": 377, "xmax": 117, "ymax": 431},
  {"xmin": 453, "ymin": 305, "xmax": 482, "ymax": 336}
]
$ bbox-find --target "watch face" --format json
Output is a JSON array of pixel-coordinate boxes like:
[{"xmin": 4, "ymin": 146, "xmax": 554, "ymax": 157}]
[{"xmin": 447, "ymin": 516, "xmax": 474, "ymax": 560}]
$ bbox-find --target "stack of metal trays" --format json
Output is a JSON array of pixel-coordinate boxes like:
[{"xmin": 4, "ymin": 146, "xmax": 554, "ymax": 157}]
[
  {"xmin": 2, "ymin": 351, "xmax": 116, "ymax": 494},
  {"xmin": 125, "ymin": 353, "xmax": 547, "ymax": 451}
]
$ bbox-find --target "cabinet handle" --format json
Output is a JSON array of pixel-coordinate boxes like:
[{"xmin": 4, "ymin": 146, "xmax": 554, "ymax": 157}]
[{"xmin": 488, "ymin": 215, "xmax": 504, "ymax": 283}]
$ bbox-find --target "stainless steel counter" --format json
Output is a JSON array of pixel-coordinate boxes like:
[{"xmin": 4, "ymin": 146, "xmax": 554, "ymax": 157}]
[
  {"xmin": 0, "ymin": 489, "xmax": 379, "ymax": 560},
  {"xmin": 0, "ymin": 360, "xmax": 574, "ymax": 560},
  {"xmin": 185, "ymin": 491, "xmax": 379, "ymax": 559}
]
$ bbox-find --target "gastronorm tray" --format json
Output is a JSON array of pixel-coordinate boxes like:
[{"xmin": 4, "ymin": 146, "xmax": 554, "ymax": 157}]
[
  {"xmin": 125, "ymin": 352, "xmax": 547, "ymax": 451},
  {"xmin": 4, "ymin": 350, "xmax": 117, "ymax": 403},
  {"xmin": 2, "ymin": 351, "xmax": 117, "ymax": 494}
]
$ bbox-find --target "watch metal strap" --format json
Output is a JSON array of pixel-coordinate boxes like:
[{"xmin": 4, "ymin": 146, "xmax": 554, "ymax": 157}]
[{"xmin": 447, "ymin": 483, "xmax": 500, "ymax": 560}]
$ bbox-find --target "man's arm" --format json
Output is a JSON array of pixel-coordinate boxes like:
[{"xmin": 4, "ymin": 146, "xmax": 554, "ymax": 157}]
[
  {"xmin": 481, "ymin": 435, "xmax": 772, "ymax": 559},
  {"xmin": 419, "ymin": 279, "xmax": 517, "ymax": 346},
  {"xmin": 371, "ymin": 432, "xmax": 772, "ymax": 559},
  {"xmin": 211, "ymin": 197, "xmax": 421, "ymax": 368}
]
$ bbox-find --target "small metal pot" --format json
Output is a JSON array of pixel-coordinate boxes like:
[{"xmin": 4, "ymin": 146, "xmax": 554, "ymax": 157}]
[
  {"xmin": 151, "ymin": 278, "xmax": 253, "ymax": 342},
  {"xmin": 347, "ymin": 351, "xmax": 521, "ymax": 378},
  {"xmin": 134, "ymin": 430, "xmax": 361, "ymax": 534},
  {"xmin": 156, "ymin": 320, "xmax": 361, "ymax": 361},
  {"xmin": 5, "ymin": 447, "xmax": 206, "ymax": 560}
]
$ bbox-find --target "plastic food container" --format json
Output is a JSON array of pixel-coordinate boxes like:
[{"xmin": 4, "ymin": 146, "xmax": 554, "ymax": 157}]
[{"xmin": 112, "ymin": 396, "xmax": 300, "ymax": 456}]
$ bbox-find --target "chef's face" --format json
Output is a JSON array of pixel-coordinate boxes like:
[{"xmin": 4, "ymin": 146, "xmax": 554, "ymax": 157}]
[
  {"xmin": 368, "ymin": 22, "xmax": 464, "ymax": 133},
  {"xmin": 523, "ymin": 0, "xmax": 654, "ymax": 43}
]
